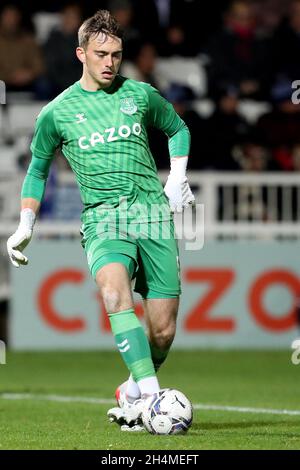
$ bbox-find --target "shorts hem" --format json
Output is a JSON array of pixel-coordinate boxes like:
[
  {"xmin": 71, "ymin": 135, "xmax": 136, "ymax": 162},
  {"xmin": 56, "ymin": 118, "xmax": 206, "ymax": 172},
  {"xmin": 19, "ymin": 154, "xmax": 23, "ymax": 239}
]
[
  {"xmin": 91, "ymin": 253, "xmax": 136, "ymax": 279},
  {"xmin": 134, "ymin": 286, "xmax": 181, "ymax": 299}
]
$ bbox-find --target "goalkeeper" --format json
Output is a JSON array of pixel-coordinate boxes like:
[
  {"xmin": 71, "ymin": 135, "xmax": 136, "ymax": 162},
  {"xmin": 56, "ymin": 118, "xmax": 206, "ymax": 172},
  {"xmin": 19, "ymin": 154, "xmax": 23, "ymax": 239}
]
[{"xmin": 7, "ymin": 9, "xmax": 195, "ymax": 430}]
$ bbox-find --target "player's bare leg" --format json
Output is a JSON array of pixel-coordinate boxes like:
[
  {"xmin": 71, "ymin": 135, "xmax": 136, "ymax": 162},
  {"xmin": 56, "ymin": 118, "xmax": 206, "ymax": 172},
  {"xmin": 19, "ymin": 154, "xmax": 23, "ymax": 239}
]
[
  {"xmin": 95, "ymin": 262, "xmax": 133, "ymax": 314},
  {"xmin": 96, "ymin": 262, "xmax": 159, "ymax": 429},
  {"xmin": 144, "ymin": 298, "xmax": 179, "ymax": 358},
  {"xmin": 123, "ymin": 298, "xmax": 179, "ymax": 401}
]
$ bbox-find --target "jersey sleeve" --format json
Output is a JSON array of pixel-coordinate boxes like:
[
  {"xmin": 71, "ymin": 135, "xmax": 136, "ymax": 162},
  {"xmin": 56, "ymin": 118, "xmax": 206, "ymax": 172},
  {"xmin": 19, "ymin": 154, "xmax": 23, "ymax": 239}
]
[
  {"xmin": 21, "ymin": 153, "xmax": 53, "ymax": 202},
  {"xmin": 30, "ymin": 104, "xmax": 61, "ymax": 158},
  {"xmin": 23, "ymin": 104, "xmax": 60, "ymax": 202},
  {"xmin": 144, "ymin": 84, "xmax": 191, "ymax": 157}
]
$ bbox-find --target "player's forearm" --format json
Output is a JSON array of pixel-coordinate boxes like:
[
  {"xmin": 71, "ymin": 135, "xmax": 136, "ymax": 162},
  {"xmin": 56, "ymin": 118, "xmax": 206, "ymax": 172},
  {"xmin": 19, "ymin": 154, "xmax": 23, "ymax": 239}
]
[
  {"xmin": 21, "ymin": 153, "xmax": 52, "ymax": 204},
  {"xmin": 6, "ymin": 157, "xmax": 46, "ymax": 268},
  {"xmin": 21, "ymin": 197, "xmax": 40, "ymax": 215},
  {"xmin": 21, "ymin": 168, "xmax": 47, "ymax": 203},
  {"xmin": 20, "ymin": 197, "xmax": 40, "ymax": 233},
  {"xmin": 168, "ymin": 156, "xmax": 188, "ymax": 181},
  {"xmin": 19, "ymin": 152, "xmax": 51, "ymax": 226},
  {"xmin": 168, "ymin": 122, "xmax": 191, "ymax": 158},
  {"xmin": 164, "ymin": 127, "xmax": 194, "ymax": 212}
]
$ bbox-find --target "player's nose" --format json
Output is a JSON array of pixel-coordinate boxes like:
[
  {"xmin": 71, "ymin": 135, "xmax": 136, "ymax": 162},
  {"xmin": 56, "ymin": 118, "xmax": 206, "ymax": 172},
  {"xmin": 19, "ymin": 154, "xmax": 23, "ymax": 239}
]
[{"xmin": 104, "ymin": 55, "xmax": 113, "ymax": 67}]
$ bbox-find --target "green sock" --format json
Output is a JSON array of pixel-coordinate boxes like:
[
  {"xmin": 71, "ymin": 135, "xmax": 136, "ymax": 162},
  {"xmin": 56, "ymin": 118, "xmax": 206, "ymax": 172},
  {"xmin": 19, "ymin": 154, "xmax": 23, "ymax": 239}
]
[
  {"xmin": 108, "ymin": 308, "xmax": 156, "ymax": 383},
  {"xmin": 150, "ymin": 344, "xmax": 170, "ymax": 372}
]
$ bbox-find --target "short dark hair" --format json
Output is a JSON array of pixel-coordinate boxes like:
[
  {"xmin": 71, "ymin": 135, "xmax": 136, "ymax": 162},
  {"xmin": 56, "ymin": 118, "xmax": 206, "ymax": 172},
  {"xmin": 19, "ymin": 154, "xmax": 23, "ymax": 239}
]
[{"xmin": 78, "ymin": 9, "xmax": 123, "ymax": 49}]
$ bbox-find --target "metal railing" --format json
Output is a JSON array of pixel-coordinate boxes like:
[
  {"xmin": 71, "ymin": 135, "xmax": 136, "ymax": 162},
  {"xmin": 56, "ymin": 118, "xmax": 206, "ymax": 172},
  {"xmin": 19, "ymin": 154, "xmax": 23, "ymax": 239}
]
[{"xmin": 0, "ymin": 171, "xmax": 300, "ymax": 238}]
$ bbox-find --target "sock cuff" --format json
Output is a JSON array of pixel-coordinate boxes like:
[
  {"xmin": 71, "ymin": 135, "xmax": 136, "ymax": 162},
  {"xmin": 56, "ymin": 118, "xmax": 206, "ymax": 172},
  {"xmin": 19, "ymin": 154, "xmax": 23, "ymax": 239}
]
[
  {"xmin": 131, "ymin": 357, "xmax": 156, "ymax": 382},
  {"xmin": 108, "ymin": 308, "xmax": 134, "ymax": 316},
  {"xmin": 108, "ymin": 308, "xmax": 141, "ymax": 335}
]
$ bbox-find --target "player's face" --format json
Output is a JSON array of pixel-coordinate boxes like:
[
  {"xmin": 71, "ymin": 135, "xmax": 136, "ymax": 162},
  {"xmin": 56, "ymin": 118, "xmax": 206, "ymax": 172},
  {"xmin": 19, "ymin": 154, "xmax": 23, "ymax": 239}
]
[{"xmin": 82, "ymin": 33, "xmax": 123, "ymax": 88}]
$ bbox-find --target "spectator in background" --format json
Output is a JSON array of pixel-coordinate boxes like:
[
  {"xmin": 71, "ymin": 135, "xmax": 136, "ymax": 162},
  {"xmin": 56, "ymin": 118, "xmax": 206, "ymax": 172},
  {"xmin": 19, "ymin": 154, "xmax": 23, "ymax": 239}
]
[
  {"xmin": 43, "ymin": 3, "xmax": 83, "ymax": 98},
  {"xmin": 131, "ymin": 0, "xmax": 201, "ymax": 56},
  {"xmin": 203, "ymin": 88, "xmax": 250, "ymax": 170},
  {"xmin": 252, "ymin": 0, "xmax": 288, "ymax": 36},
  {"xmin": 149, "ymin": 83, "xmax": 205, "ymax": 169},
  {"xmin": 120, "ymin": 42, "xmax": 159, "ymax": 89},
  {"xmin": 235, "ymin": 140, "xmax": 272, "ymax": 171},
  {"xmin": 108, "ymin": 0, "xmax": 141, "ymax": 60},
  {"xmin": 220, "ymin": 138, "xmax": 272, "ymax": 222},
  {"xmin": 270, "ymin": 0, "xmax": 300, "ymax": 97},
  {"xmin": 204, "ymin": 0, "xmax": 271, "ymax": 100},
  {"xmin": 0, "ymin": 4, "xmax": 44, "ymax": 93},
  {"xmin": 255, "ymin": 85, "xmax": 300, "ymax": 171},
  {"xmin": 158, "ymin": 22, "xmax": 191, "ymax": 57},
  {"xmin": 291, "ymin": 144, "xmax": 300, "ymax": 172},
  {"xmin": 289, "ymin": 143, "xmax": 300, "ymax": 220}
]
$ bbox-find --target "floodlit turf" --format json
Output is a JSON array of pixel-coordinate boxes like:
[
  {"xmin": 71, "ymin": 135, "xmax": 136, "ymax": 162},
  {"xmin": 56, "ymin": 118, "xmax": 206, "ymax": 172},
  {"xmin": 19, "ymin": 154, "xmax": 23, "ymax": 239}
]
[{"xmin": 0, "ymin": 350, "xmax": 300, "ymax": 450}]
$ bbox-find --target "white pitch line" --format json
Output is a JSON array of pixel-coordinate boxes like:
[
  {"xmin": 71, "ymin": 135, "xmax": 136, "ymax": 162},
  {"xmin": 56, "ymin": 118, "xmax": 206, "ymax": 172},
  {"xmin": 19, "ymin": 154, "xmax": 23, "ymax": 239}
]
[
  {"xmin": 0, "ymin": 393, "xmax": 114, "ymax": 405},
  {"xmin": 193, "ymin": 404, "xmax": 300, "ymax": 417},
  {"xmin": 0, "ymin": 393, "xmax": 300, "ymax": 417}
]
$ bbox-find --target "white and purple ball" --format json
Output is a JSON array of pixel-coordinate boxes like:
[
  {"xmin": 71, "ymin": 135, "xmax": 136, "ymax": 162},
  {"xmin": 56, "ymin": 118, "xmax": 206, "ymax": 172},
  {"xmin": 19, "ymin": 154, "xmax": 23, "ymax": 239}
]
[{"xmin": 142, "ymin": 388, "xmax": 193, "ymax": 435}]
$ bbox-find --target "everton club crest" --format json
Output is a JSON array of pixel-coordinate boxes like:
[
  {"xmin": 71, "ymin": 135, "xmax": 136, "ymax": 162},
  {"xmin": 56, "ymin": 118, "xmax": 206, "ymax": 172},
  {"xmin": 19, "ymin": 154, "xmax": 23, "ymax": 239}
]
[{"xmin": 120, "ymin": 97, "xmax": 138, "ymax": 115}]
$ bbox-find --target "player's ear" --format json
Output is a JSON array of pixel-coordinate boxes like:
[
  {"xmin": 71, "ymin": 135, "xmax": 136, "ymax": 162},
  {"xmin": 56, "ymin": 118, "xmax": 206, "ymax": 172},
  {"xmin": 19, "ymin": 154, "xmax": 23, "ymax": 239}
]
[{"xmin": 76, "ymin": 47, "xmax": 86, "ymax": 64}]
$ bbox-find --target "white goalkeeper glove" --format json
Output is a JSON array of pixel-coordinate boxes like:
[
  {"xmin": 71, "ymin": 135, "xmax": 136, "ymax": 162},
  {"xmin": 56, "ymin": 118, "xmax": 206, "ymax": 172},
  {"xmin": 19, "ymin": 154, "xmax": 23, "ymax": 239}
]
[
  {"xmin": 164, "ymin": 156, "xmax": 195, "ymax": 213},
  {"xmin": 7, "ymin": 208, "xmax": 36, "ymax": 267}
]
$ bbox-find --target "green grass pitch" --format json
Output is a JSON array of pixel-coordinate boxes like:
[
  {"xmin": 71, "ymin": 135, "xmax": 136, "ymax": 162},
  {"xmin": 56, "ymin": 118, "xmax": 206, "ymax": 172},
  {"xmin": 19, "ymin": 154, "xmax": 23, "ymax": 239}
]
[{"xmin": 0, "ymin": 350, "xmax": 300, "ymax": 450}]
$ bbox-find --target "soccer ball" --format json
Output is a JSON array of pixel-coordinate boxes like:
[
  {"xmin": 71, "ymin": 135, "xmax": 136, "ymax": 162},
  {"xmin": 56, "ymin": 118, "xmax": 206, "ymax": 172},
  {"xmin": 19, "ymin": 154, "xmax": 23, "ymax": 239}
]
[{"xmin": 141, "ymin": 388, "xmax": 193, "ymax": 435}]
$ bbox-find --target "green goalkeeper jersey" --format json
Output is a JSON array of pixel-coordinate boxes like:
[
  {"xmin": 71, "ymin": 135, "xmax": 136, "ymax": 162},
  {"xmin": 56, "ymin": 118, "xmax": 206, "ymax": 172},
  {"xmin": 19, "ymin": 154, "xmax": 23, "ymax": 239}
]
[{"xmin": 27, "ymin": 75, "xmax": 190, "ymax": 224}]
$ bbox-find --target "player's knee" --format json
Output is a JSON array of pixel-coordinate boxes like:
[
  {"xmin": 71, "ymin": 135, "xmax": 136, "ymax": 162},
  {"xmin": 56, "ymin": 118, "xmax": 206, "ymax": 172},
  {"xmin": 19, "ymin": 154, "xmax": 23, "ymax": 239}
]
[
  {"xmin": 151, "ymin": 324, "xmax": 176, "ymax": 350},
  {"xmin": 101, "ymin": 287, "xmax": 131, "ymax": 313}
]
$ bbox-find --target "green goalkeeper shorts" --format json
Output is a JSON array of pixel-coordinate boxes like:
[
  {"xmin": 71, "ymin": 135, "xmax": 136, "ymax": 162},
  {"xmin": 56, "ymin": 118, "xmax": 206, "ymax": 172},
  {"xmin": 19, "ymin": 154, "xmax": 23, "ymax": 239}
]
[{"xmin": 80, "ymin": 219, "xmax": 181, "ymax": 299}]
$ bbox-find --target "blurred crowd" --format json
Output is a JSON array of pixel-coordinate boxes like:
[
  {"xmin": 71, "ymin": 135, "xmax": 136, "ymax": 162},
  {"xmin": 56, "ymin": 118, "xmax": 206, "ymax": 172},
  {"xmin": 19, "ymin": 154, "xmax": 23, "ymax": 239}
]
[{"xmin": 1, "ymin": 0, "xmax": 300, "ymax": 172}]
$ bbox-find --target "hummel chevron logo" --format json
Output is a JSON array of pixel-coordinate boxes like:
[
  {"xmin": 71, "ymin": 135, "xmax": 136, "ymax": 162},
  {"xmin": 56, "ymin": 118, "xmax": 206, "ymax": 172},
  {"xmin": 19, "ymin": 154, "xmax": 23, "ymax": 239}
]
[
  {"xmin": 117, "ymin": 339, "xmax": 130, "ymax": 353},
  {"xmin": 76, "ymin": 113, "xmax": 87, "ymax": 123}
]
